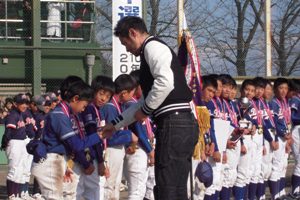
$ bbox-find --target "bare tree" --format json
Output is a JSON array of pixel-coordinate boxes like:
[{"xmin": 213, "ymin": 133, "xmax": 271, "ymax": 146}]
[
  {"xmin": 189, "ymin": 0, "xmax": 264, "ymax": 76},
  {"xmin": 251, "ymin": 0, "xmax": 300, "ymax": 76}
]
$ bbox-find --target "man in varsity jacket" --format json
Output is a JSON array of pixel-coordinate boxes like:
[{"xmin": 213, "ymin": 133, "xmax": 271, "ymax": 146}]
[{"xmin": 102, "ymin": 16, "xmax": 199, "ymax": 200}]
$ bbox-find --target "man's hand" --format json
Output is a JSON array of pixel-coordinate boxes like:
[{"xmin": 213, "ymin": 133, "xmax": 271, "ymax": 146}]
[
  {"xmin": 213, "ymin": 151, "xmax": 221, "ymax": 162},
  {"xmin": 271, "ymin": 141, "xmax": 279, "ymax": 151},
  {"xmin": 63, "ymin": 167, "xmax": 74, "ymax": 183},
  {"xmin": 148, "ymin": 150, "xmax": 155, "ymax": 166},
  {"xmin": 98, "ymin": 162, "xmax": 110, "ymax": 178},
  {"xmin": 226, "ymin": 140, "xmax": 236, "ymax": 149},
  {"xmin": 251, "ymin": 125, "xmax": 257, "ymax": 135},
  {"xmin": 241, "ymin": 144, "xmax": 247, "ymax": 154},
  {"xmin": 285, "ymin": 142, "xmax": 292, "ymax": 154},
  {"xmin": 205, "ymin": 143, "xmax": 214, "ymax": 156},
  {"xmin": 83, "ymin": 163, "xmax": 95, "ymax": 175},
  {"xmin": 99, "ymin": 123, "xmax": 116, "ymax": 139},
  {"xmin": 222, "ymin": 152, "xmax": 227, "ymax": 164},
  {"xmin": 126, "ymin": 145, "xmax": 136, "ymax": 155},
  {"xmin": 134, "ymin": 109, "xmax": 147, "ymax": 122},
  {"xmin": 241, "ymin": 128, "xmax": 251, "ymax": 135}
]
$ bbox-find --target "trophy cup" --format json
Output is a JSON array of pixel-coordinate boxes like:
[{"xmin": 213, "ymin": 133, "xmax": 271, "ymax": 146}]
[{"xmin": 238, "ymin": 97, "xmax": 253, "ymax": 129}]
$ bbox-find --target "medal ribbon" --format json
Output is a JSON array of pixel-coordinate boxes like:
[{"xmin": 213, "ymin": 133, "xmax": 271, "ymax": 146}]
[
  {"xmin": 61, "ymin": 101, "xmax": 85, "ymax": 139},
  {"xmin": 92, "ymin": 103, "xmax": 107, "ymax": 149},
  {"xmin": 251, "ymin": 100, "xmax": 263, "ymax": 126},
  {"xmin": 223, "ymin": 99, "xmax": 238, "ymax": 126},
  {"xmin": 276, "ymin": 98, "xmax": 291, "ymax": 127},
  {"xmin": 259, "ymin": 98, "xmax": 275, "ymax": 127}
]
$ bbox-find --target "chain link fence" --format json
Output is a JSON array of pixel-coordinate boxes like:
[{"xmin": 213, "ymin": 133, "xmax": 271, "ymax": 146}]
[{"xmin": 0, "ymin": 0, "xmax": 299, "ymax": 102}]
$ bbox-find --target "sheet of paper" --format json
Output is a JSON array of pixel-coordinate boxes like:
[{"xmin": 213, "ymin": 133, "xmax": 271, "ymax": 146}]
[{"xmin": 213, "ymin": 119, "xmax": 232, "ymax": 152}]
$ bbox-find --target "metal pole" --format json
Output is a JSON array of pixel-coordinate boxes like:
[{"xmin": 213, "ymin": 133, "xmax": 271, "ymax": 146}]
[
  {"xmin": 177, "ymin": 0, "xmax": 184, "ymax": 46},
  {"xmin": 178, "ymin": 2, "xmax": 194, "ymax": 198},
  {"xmin": 85, "ymin": 54, "xmax": 95, "ymax": 85},
  {"xmin": 265, "ymin": 0, "xmax": 272, "ymax": 77},
  {"xmin": 32, "ymin": 0, "xmax": 42, "ymax": 95}
]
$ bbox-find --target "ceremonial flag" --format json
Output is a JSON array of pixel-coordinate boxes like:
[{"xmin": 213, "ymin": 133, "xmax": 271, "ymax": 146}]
[{"xmin": 178, "ymin": 15, "xmax": 202, "ymax": 106}]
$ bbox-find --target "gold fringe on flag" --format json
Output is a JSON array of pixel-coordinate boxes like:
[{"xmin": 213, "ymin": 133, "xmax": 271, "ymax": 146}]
[{"xmin": 193, "ymin": 106, "xmax": 211, "ymax": 160}]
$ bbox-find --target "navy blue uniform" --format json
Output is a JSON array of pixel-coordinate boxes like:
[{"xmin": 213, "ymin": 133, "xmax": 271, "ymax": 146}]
[
  {"xmin": 42, "ymin": 102, "xmax": 101, "ymax": 156},
  {"xmin": 121, "ymin": 99, "xmax": 152, "ymax": 154}
]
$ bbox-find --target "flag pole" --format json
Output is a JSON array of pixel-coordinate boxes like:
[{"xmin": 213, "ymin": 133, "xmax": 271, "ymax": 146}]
[
  {"xmin": 177, "ymin": 0, "xmax": 184, "ymax": 46},
  {"xmin": 178, "ymin": 1, "xmax": 194, "ymax": 199},
  {"xmin": 265, "ymin": 0, "xmax": 272, "ymax": 77}
]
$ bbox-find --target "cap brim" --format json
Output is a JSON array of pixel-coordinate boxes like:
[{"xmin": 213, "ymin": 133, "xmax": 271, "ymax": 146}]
[{"xmin": 37, "ymin": 105, "xmax": 46, "ymax": 112}]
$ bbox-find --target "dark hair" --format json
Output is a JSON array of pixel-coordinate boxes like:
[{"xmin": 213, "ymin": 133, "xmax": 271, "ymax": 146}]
[
  {"xmin": 129, "ymin": 70, "xmax": 140, "ymax": 86},
  {"xmin": 273, "ymin": 78, "xmax": 289, "ymax": 91},
  {"xmin": 63, "ymin": 81, "xmax": 94, "ymax": 102},
  {"xmin": 253, "ymin": 77, "xmax": 267, "ymax": 88},
  {"xmin": 202, "ymin": 75, "xmax": 218, "ymax": 90},
  {"xmin": 114, "ymin": 16, "xmax": 148, "ymax": 38},
  {"xmin": 264, "ymin": 79, "xmax": 272, "ymax": 87},
  {"xmin": 91, "ymin": 75, "xmax": 115, "ymax": 95},
  {"xmin": 60, "ymin": 76, "xmax": 84, "ymax": 100},
  {"xmin": 288, "ymin": 79, "xmax": 300, "ymax": 93},
  {"xmin": 241, "ymin": 79, "xmax": 255, "ymax": 91},
  {"xmin": 219, "ymin": 74, "xmax": 235, "ymax": 86},
  {"xmin": 5, "ymin": 98, "xmax": 13, "ymax": 105},
  {"xmin": 114, "ymin": 74, "xmax": 137, "ymax": 94},
  {"xmin": 209, "ymin": 74, "xmax": 220, "ymax": 81}
]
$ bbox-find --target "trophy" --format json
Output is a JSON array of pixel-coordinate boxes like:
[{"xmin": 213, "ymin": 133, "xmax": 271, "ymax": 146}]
[{"xmin": 238, "ymin": 97, "xmax": 253, "ymax": 129}]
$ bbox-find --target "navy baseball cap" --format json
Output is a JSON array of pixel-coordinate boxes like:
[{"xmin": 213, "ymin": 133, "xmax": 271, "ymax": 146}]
[
  {"xmin": 32, "ymin": 95, "xmax": 46, "ymax": 112},
  {"xmin": 14, "ymin": 93, "xmax": 29, "ymax": 104},
  {"xmin": 46, "ymin": 92, "xmax": 58, "ymax": 102},
  {"xmin": 43, "ymin": 94, "xmax": 52, "ymax": 106},
  {"xmin": 195, "ymin": 161, "xmax": 213, "ymax": 187}
]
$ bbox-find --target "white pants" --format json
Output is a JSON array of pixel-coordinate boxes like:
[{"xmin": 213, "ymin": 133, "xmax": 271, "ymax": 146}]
[
  {"xmin": 250, "ymin": 133, "xmax": 263, "ymax": 184},
  {"xmin": 269, "ymin": 143, "xmax": 283, "ymax": 182},
  {"xmin": 124, "ymin": 148, "xmax": 149, "ymax": 200},
  {"xmin": 223, "ymin": 142, "xmax": 241, "ymax": 188},
  {"xmin": 100, "ymin": 176, "xmax": 106, "ymax": 200},
  {"xmin": 75, "ymin": 160, "xmax": 101, "ymax": 200},
  {"xmin": 104, "ymin": 146, "xmax": 125, "ymax": 200},
  {"xmin": 32, "ymin": 153, "xmax": 66, "ymax": 200},
  {"xmin": 278, "ymin": 138, "xmax": 288, "ymax": 179},
  {"xmin": 292, "ymin": 125, "xmax": 300, "ymax": 176},
  {"xmin": 235, "ymin": 135, "xmax": 252, "ymax": 187},
  {"xmin": 6, "ymin": 139, "xmax": 33, "ymax": 184},
  {"xmin": 262, "ymin": 140, "xmax": 273, "ymax": 182},
  {"xmin": 144, "ymin": 166, "xmax": 155, "ymax": 200}
]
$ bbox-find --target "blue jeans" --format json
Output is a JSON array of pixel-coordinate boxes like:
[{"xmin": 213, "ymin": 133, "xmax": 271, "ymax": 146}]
[{"xmin": 154, "ymin": 112, "xmax": 199, "ymax": 200}]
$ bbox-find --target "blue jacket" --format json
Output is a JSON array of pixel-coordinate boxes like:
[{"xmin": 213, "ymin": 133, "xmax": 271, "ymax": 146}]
[
  {"xmin": 269, "ymin": 98, "xmax": 290, "ymax": 138},
  {"xmin": 42, "ymin": 102, "xmax": 101, "ymax": 158},
  {"xmin": 290, "ymin": 95, "xmax": 300, "ymax": 126},
  {"xmin": 121, "ymin": 99, "xmax": 153, "ymax": 154}
]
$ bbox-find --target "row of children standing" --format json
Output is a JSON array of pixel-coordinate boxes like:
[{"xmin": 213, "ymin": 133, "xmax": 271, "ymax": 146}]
[
  {"xmin": 191, "ymin": 75, "xmax": 300, "ymax": 200},
  {"xmin": 1, "ymin": 72, "xmax": 156, "ymax": 200}
]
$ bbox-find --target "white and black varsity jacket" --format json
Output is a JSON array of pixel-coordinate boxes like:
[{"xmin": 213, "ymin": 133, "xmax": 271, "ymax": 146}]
[{"xmin": 112, "ymin": 36, "xmax": 192, "ymax": 130}]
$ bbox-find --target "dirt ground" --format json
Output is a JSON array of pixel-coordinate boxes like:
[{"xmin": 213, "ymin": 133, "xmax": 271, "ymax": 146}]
[{"xmin": 0, "ymin": 162, "xmax": 295, "ymax": 200}]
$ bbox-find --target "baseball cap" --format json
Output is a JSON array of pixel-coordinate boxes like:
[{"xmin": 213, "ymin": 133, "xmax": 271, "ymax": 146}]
[
  {"xmin": 46, "ymin": 92, "xmax": 58, "ymax": 102},
  {"xmin": 32, "ymin": 95, "xmax": 46, "ymax": 112},
  {"xmin": 195, "ymin": 161, "xmax": 213, "ymax": 187},
  {"xmin": 14, "ymin": 93, "xmax": 29, "ymax": 104},
  {"xmin": 43, "ymin": 94, "xmax": 52, "ymax": 106}
]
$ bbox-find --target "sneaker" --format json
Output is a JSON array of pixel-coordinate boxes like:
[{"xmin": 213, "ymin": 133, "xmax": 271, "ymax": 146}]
[
  {"xmin": 32, "ymin": 193, "xmax": 44, "ymax": 200},
  {"xmin": 8, "ymin": 194, "xmax": 23, "ymax": 200},
  {"xmin": 20, "ymin": 192, "xmax": 35, "ymax": 200}
]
